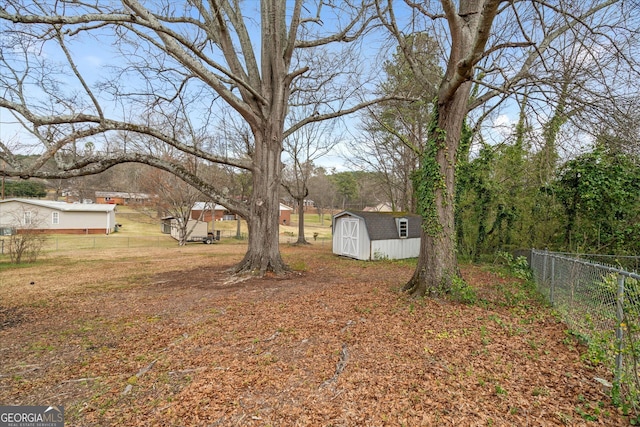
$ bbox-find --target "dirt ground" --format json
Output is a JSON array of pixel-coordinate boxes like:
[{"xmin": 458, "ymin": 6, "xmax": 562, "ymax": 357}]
[{"xmin": 0, "ymin": 244, "xmax": 629, "ymax": 426}]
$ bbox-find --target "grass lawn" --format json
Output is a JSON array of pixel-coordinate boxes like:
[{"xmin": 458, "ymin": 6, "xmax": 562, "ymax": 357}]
[{"xmin": 114, "ymin": 206, "xmax": 333, "ymax": 241}]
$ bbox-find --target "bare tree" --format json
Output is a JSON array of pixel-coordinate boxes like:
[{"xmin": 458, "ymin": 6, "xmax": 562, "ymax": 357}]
[
  {"xmin": 4, "ymin": 206, "xmax": 47, "ymax": 264},
  {"xmin": 282, "ymin": 106, "xmax": 341, "ymax": 244},
  {"xmin": 377, "ymin": 0, "xmax": 639, "ymax": 296},
  {"xmin": 307, "ymin": 167, "xmax": 335, "ymax": 225},
  {"xmin": 137, "ymin": 165, "xmax": 203, "ymax": 246},
  {"xmin": 348, "ymin": 33, "xmax": 441, "ymax": 212},
  {"xmin": 0, "ymin": 0, "xmax": 390, "ymax": 275}
]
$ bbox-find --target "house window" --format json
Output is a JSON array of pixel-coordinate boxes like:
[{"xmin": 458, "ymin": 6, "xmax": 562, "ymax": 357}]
[
  {"xmin": 397, "ymin": 218, "xmax": 408, "ymax": 238},
  {"xmin": 23, "ymin": 211, "xmax": 32, "ymax": 226},
  {"xmin": 52, "ymin": 212, "xmax": 60, "ymax": 225}
]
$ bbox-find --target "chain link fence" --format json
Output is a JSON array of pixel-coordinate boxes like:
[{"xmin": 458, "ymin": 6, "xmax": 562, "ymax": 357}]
[
  {"xmin": 1, "ymin": 230, "xmax": 331, "ymax": 255},
  {"xmin": 530, "ymin": 249, "xmax": 640, "ymax": 413}
]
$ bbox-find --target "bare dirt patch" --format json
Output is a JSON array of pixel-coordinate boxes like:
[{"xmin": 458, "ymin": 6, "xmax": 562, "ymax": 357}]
[{"xmin": 0, "ymin": 244, "xmax": 627, "ymax": 426}]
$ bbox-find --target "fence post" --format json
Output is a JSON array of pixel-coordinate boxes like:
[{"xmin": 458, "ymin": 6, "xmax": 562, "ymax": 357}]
[
  {"xmin": 614, "ymin": 274, "xmax": 625, "ymax": 389},
  {"xmin": 550, "ymin": 256, "xmax": 555, "ymax": 305},
  {"xmin": 542, "ymin": 250, "xmax": 548, "ymax": 289}
]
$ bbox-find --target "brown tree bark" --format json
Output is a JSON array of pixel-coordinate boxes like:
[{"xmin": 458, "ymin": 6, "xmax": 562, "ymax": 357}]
[
  {"xmin": 404, "ymin": 82, "xmax": 472, "ymax": 296},
  {"xmin": 403, "ymin": 0, "xmax": 501, "ymax": 297},
  {"xmin": 295, "ymin": 195, "xmax": 310, "ymax": 245},
  {"xmin": 235, "ymin": 120, "xmax": 288, "ymax": 273}
]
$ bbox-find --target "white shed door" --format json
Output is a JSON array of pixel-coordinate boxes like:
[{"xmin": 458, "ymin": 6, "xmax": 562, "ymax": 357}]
[{"xmin": 340, "ymin": 218, "xmax": 359, "ymax": 257}]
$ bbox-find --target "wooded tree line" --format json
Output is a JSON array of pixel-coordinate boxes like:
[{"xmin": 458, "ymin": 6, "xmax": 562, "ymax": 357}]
[
  {"xmin": 2, "ymin": 179, "xmax": 46, "ymax": 198},
  {"xmin": 455, "ymin": 134, "xmax": 640, "ymax": 259},
  {"xmin": 353, "ymin": 23, "xmax": 640, "ymax": 259},
  {"xmin": 1, "ymin": 0, "xmax": 638, "ymax": 296}
]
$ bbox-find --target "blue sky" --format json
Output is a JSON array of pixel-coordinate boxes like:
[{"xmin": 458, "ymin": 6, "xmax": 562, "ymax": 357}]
[{"xmin": 0, "ymin": 1, "xmax": 535, "ymax": 171}]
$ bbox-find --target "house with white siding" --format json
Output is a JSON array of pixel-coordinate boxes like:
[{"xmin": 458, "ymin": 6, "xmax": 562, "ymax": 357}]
[
  {"xmin": 0, "ymin": 198, "xmax": 116, "ymax": 235},
  {"xmin": 332, "ymin": 210, "xmax": 422, "ymax": 261}
]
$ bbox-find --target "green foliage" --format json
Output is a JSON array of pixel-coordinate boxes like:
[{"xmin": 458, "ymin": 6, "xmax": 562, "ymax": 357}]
[
  {"xmin": 454, "ymin": 110, "xmax": 640, "ymax": 258},
  {"xmin": 449, "ymin": 276, "xmax": 477, "ymax": 305},
  {"xmin": 372, "ymin": 250, "xmax": 389, "ymax": 261},
  {"xmin": 581, "ymin": 329, "xmax": 615, "ymax": 366},
  {"xmin": 4, "ymin": 180, "xmax": 47, "ymax": 198},
  {"xmin": 455, "ymin": 129, "xmax": 541, "ymax": 259},
  {"xmin": 555, "ymin": 147, "xmax": 640, "ymax": 254},
  {"xmin": 328, "ymin": 172, "xmax": 359, "ymax": 206},
  {"xmin": 575, "ymin": 273, "xmax": 640, "ymax": 415},
  {"xmin": 494, "ymin": 384, "xmax": 507, "ymax": 396},
  {"xmin": 361, "ymin": 33, "xmax": 443, "ymax": 213},
  {"xmin": 414, "ymin": 103, "xmax": 446, "ymax": 236},
  {"xmin": 381, "ymin": 32, "xmax": 441, "ymax": 103},
  {"xmin": 495, "ymin": 251, "xmax": 532, "ymax": 281}
]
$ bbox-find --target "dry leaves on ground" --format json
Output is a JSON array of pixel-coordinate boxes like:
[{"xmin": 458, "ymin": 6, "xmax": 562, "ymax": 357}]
[{"xmin": 0, "ymin": 244, "xmax": 628, "ymax": 426}]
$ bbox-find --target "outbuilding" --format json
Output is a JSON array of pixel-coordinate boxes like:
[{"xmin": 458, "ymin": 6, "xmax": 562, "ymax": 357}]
[
  {"xmin": 161, "ymin": 217, "xmax": 212, "ymax": 243},
  {"xmin": 0, "ymin": 198, "xmax": 116, "ymax": 235},
  {"xmin": 332, "ymin": 210, "xmax": 422, "ymax": 261}
]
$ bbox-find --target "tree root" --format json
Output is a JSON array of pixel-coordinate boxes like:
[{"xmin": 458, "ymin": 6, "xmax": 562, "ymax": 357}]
[
  {"xmin": 232, "ymin": 254, "xmax": 290, "ymax": 276},
  {"xmin": 321, "ymin": 343, "xmax": 349, "ymax": 388},
  {"xmin": 122, "ymin": 359, "xmax": 157, "ymax": 396}
]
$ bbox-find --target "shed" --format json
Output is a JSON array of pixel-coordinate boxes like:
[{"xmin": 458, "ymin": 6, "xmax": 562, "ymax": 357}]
[
  {"xmin": 332, "ymin": 210, "xmax": 422, "ymax": 261},
  {"xmin": 161, "ymin": 217, "xmax": 210, "ymax": 242},
  {"xmin": 0, "ymin": 198, "xmax": 116, "ymax": 235},
  {"xmin": 279, "ymin": 203, "xmax": 292, "ymax": 225}
]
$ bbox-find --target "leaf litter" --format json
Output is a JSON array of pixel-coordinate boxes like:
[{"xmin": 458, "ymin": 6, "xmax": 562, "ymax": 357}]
[{"xmin": 0, "ymin": 245, "xmax": 627, "ymax": 426}]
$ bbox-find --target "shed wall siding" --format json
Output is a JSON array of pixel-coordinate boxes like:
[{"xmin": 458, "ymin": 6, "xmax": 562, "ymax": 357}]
[
  {"xmin": 170, "ymin": 219, "xmax": 208, "ymax": 241},
  {"xmin": 370, "ymin": 238, "xmax": 420, "ymax": 260}
]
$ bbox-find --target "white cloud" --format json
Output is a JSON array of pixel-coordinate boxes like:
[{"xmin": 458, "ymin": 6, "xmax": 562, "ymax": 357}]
[
  {"xmin": 485, "ymin": 114, "xmax": 515, "ymax": 143},
  {"xmin": 493, "ymin": 114, "xmax": 513, "ymax": 131},
  {"xmin": 83, "ymin": 55, "xmax": 104, "ymax": 68}
]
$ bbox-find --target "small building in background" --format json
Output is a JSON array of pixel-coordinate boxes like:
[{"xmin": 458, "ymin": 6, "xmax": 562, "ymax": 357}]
[
  {"xmin": 191, "ymin": 202, "xmax": 235, "ymax": 222},
  {"xmin": 191, "ymin": 202, "xmax": 293, "ymax": 224},
  {"xmin": 363, "ymin": 202, "xmax": 394, "ymax": 212},
  {"xmin": 332, "ymin": 210, "xmax": 421, "ymax": 261},
  {"xmin": 279, "ymin": 203, "xmax": 292, "ymax": 225},
  {"xmin": 161, "ymin": 216, "xmax": 212, "ymax": 243},
  {"xmin": 95, "ymin": 191, "xmax": 152, "ymax": 206},
  {"xmin": 0, "ymin": 198, "xmax": 116, "ymax": 235}
]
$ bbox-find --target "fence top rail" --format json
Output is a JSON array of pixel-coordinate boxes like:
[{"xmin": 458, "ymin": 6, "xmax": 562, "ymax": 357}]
[
  {"xmin": 532, "ymin": 249, "xmax": 640, "ymax": 281},
  {"xmin": 549, "ymin": 251, "xmax": 640, "ymax": 261}
]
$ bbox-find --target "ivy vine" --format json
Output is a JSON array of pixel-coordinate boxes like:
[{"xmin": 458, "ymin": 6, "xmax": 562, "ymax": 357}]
[{"xmin": 413, "ymin": 103, "xmax": 447, "ymax": 237}]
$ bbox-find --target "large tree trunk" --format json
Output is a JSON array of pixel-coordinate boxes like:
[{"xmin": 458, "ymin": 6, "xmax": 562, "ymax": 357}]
[
  {"xmin": 234, "ymin": 126, "xmax": 288, "ymax": 274},
  {"xmin": 404, "ymin": 0, "xmax": 500, "ymax": 297},
  {"xmin": 405, "ymin": 87, "xmax": 471, "ymax": 296},
  {"xmin": 233, "ymin": 0, "xmax": 291, "ymax": 274}
]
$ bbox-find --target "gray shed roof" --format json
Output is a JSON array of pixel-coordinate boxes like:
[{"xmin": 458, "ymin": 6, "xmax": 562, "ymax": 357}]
[{"xmin": 334, "ymin": 210, "xmax": 422, "ymax": 240}]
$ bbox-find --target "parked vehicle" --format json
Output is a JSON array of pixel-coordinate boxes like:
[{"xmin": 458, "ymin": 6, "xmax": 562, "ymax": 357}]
[{"xmin": 189, "ymin": 232, "xmax": 217, "ymax": 244}]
